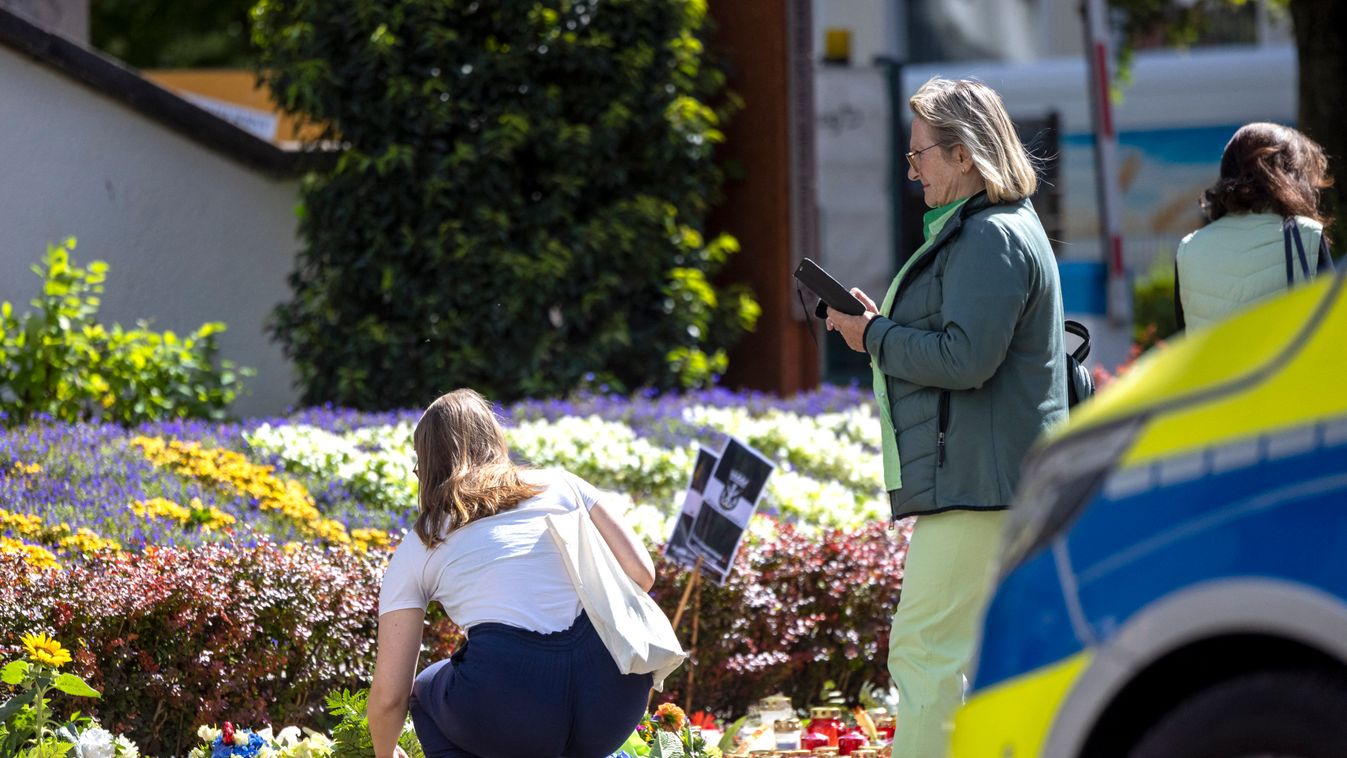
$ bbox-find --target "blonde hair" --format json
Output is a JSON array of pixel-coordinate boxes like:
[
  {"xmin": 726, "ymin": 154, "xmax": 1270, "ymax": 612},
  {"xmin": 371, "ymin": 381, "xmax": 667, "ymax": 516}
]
[
  {"xmin": 910, "ymin": 77, "xmax": 1038, "ymax": 203},
  {"xmin": 412, "ymin": 388, "xmax": 544, "ymax": 547}
]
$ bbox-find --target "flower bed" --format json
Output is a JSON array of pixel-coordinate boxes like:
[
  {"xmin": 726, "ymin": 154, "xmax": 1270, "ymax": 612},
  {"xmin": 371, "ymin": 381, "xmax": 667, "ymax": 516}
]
[
  {"xmin": 1, "ymin": 388, "xmax": 886, "ymax": 563},
  {"xmin": 1, "ymin": 388, "xmax": 907, "ymax": 752}
]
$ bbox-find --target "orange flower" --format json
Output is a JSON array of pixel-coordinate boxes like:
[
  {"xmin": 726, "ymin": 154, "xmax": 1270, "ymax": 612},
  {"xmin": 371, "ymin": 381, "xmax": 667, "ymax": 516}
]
[{"xmin": 655, "ymin": 702, "xmax": 686, "ymax": 732}]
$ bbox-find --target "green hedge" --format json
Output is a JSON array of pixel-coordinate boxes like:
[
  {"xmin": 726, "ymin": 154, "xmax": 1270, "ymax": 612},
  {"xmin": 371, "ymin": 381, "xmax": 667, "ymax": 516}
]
[
  {"xmin": 253, "ymin": 0, "xmax": 760, "ymax": 407},
  {"xmin": 0, "ymin": 241, "xmax": 248, "ymax": 427}
]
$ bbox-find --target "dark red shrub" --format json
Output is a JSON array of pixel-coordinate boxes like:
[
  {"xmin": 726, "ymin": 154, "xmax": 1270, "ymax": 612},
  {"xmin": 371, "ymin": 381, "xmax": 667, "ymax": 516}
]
[
  {"xmin": 650, "ymin": 520, "xmax": 907, "ymax": 717},
  {"xmin": 0, "ymin": 521, "xmax": 906, "ymax": 751},
  {"xmin": 0, "ymin": 543, "xmax": 385, "ymax": 756}
]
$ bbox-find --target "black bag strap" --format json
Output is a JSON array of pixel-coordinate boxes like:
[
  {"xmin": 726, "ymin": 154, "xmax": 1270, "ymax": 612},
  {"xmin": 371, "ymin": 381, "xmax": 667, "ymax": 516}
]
[
  {"xmin": 1173, "ymin": 261, "xmax": 1186, "ymax": 331},
  {"xmin": 1065, "ymin": 319, "xmax": 1091, "ymax": 363},
  {"xmin": 1292, "ymin": 221, "xmax": 1312, "ymax": 279},
  {"xmin": 1284, "ymin": 217, "xmax": 1312, "ymax": 285},
  {"xmin": 1319, "ymin": 235, "xmax": 1336, "ymax": 275},
  {"xmin": 1283, "ymin": 217, "xmax": 1297, "ymax": 286}
]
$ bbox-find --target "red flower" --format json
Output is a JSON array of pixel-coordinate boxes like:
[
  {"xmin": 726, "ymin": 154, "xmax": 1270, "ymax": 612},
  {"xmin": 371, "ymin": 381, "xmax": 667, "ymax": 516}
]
[
  {"xmin": 222, "ymin": 722, "xmax": 234, "ymax": 744},
  {"xmin": 690, "ymin": 710, "xmax": 718, "ymax": 731}
]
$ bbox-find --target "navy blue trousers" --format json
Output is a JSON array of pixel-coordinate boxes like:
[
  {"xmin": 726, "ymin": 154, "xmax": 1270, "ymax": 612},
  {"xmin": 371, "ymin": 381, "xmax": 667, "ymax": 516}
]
[{"xmin": 408, "ymin": 612, "xmax": 651, "ymax": 758}]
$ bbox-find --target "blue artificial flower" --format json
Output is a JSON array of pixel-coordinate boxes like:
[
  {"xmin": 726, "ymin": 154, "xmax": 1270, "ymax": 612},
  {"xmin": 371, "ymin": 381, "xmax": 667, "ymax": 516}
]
[{"xmin": 211, "ymin": 731, "xmax": 266, "ymax": 758}]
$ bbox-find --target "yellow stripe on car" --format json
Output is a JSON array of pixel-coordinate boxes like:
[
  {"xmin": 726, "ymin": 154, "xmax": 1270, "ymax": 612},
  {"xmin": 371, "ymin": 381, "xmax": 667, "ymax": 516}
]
[
  {"xmin": 1047, "ymin": 276, "xmax": 1345, "ymax": 466},
  {"xmin": 949, "ymin": 652, "xmax": 1092, "ymax": 758}
]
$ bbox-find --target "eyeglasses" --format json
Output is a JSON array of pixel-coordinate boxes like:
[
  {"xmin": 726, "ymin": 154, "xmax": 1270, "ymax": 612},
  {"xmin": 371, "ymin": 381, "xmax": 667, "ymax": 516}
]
[{"xmin": 906, "ymin": 143, "xmax": 941, "ymax": 168}]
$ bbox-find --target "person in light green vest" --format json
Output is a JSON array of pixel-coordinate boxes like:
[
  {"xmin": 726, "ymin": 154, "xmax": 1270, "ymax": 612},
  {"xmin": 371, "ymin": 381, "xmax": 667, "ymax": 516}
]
[
  {"xmin": 827, "ymin": 77, "xmax": 1068, "ymax": 757},
  {"xmin": 1175, "ymin": 122, "xmax": 1336, "ymax": 332}
]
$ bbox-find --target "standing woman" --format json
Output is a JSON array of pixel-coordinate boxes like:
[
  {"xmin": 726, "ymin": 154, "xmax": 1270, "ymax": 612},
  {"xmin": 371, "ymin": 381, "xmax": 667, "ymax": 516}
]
[
  {"xmin": 1175, "ymin": 122, "xmax": 1335, "ymax": 331},
  {"xmin": 826, "ymin": 78, "xmax": 1067, "ymax": 756},
  {"xmin": 369, "ymin": 389, "xmax": 655, "ymax": 758}
]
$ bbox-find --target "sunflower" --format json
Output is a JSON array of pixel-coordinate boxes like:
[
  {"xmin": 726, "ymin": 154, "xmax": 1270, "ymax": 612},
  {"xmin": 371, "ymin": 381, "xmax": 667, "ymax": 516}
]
[{"xmin": 21, "ymin": 632, "xmax": 72, "ymax": 668}]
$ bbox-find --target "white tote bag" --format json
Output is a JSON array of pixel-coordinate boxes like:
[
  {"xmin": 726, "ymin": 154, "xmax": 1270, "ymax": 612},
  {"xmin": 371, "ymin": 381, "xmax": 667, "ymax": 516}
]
[{"xmin": 545, "ymin": 504, "xmax": 687, "ymax": 691}]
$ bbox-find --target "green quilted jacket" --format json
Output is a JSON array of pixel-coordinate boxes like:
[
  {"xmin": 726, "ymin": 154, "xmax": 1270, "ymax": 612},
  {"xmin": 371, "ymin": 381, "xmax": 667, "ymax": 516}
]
[{"xmin": 863, "ymin": 192, "xmax": 1069, "ymax": 519}]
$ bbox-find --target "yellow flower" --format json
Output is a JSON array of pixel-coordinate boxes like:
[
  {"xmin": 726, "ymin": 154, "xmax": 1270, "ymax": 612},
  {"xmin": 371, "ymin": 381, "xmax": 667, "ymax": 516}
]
[
  {"xmin": 0, "ymin": 536, "xmax": 59, "ymax": 570},
  {"xmin": 131, "ymin": 436, "xmax": 357, "ymax": 549},
  {"xmin": 57, "ymin": 528, "xmax": 121, "ymax": 555},
  {"xmin": 1, "ymin": 508, "xmax": 45, "ymax": 539},
  {"xmin": 21, "ymin": 632, "xmax": 72, "ymax": 667},
  {"xmin": 9, "ymin": 461, "xmax": 42, "ymax": 476}
]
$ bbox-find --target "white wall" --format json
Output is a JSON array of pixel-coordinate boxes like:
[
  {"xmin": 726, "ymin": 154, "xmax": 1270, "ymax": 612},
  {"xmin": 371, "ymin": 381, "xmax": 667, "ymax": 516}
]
[
  {"xmin": 812, "ymin": 0, "xmax": 901, "ymax": 64},
  {"xmin": 0, "ymin": 0, "xmax": 87, "ymax": 43},
  {"xmin": 815, "ymin": 65, "xmax": 893, "ymax": 306},
  {"xmin": 0, "ymin": 45, "xmax": 301, "ymax": 416}
]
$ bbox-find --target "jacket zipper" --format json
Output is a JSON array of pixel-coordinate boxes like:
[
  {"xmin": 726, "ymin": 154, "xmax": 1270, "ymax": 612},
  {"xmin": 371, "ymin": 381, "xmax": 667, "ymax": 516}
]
[{"xmin": 937, "ymin": 390, "xmax": 950, "ymax": 468}]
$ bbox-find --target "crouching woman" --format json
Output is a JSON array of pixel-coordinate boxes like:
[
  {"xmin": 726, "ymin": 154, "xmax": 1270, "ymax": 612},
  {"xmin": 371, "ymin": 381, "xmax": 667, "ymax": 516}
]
[{"xmin": 369, "ymin": 389, "xmax": 655, "ymax": 758}]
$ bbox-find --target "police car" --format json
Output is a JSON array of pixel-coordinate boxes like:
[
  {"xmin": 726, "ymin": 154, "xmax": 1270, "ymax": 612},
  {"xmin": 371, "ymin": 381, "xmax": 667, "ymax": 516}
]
[{"xmin": 951, "ymin": 271, "xmax": 1347, "ymax": 757}]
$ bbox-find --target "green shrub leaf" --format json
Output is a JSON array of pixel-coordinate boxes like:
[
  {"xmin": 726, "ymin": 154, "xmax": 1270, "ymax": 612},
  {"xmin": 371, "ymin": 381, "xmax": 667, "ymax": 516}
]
[
  {"xmin": 1, "ymin": 660, "xmax": 29, "ymax": 685},
  {"xmin": 52, "ymin": 673, "xmax": 100, "ymax": 698}
]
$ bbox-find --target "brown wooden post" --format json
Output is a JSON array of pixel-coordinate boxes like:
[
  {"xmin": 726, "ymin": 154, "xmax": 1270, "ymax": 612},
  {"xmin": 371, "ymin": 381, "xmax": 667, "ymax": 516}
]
[{"xmin": 708, "ymin": 0, "xmax": 821, "ymax": 395}]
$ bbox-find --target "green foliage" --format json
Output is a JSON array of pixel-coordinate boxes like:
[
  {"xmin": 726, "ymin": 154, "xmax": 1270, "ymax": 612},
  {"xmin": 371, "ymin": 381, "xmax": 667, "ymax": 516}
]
[
  {"xmin": 0, "ymin": 240, "xmax": 250, "ymax": 428},
  {"xmin": 91, "ymin": 0, "xmax": 257, "ymax": 67},
  {"xmin": 252, "ymin": 0, "xmax": 759, "ymax": 407},
  {"xmin": 1132, "ymin": 255, "xmax": 1180, "ymax": 350},
  {"xmin": 0, "ymin": 639, "xmax": 100, "ymax": 757},
  {"xmin": 326, "ymin": 688, "xmax": 424, "ymax": 758},
  {"xmin": 650, "ymin": 729, "xmax": 686, "ymax": 757}
]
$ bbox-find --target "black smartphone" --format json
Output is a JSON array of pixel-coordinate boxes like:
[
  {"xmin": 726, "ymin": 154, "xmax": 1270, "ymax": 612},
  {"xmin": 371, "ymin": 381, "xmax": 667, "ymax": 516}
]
[{"xmin": 792, "ymin": 258, "xmax": 865, "ymax": 316}]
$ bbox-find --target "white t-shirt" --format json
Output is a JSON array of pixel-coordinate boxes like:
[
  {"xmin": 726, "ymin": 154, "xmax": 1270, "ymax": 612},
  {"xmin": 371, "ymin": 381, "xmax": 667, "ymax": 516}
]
[{"xmin": 378, "ymin": 468, "xmax": 602, "ymax": 633}]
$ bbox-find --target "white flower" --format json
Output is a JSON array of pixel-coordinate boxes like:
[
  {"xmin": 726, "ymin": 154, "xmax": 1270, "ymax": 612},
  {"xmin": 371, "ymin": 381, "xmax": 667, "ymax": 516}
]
[
  {"xmin": 114, "ymin": 734, "xmax": 140, "ymax": 758},
  {"xmin": 188, "ymin": 749, "xmax": 208, "ymax": 758},
  {"xmin": 77, "ymin": 727, "xmax": 115, "ymax": 758},
  {"xmin": 301, "ymin": 728, "xmax": 335, "ymax": 751},
  {"xmin": 275, "ymin": 725, "xmax": 303, "ymax": 745},
  {"xmin": 234, "ymin": 731, "xmax": 251, "ymax": 746},
  {"xmin": 197, "ymin": 725, "xmax": 221, "ymax": 743}
]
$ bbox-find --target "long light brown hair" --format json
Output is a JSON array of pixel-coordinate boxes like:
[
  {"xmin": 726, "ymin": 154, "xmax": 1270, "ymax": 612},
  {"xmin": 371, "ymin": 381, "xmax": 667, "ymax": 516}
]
[{"xmin": 412, "ymin": 389, "xmax": 544, "ymax": 548}]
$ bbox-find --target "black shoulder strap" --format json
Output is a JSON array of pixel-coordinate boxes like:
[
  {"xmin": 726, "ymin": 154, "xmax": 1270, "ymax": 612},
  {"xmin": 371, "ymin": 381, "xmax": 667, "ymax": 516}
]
[
  {"xmin": 1173, "ymin": 260, "xmax": 1185, "ymax": 331},
  {"xmin": 1283, "ymin": 217, "xmax": 1296, "ymax": 286},
  {"xmin": 1319, "ymin": 235, "xmax": 1336, "ymax": 275},
  {"xmin": 1291, "ymin": 221, "xmax": 1312, "ymax": 279}
]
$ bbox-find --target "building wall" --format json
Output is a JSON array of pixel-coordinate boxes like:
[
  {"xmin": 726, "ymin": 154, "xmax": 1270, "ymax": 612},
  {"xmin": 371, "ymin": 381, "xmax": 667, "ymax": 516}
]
[
  {"xmin": 0, "ymin": 45, "xmax": 301, "ymax": 416},
  {"xmin": 0, "ymin": 0, "xmax": 86, "ymax": 43},
  {"xmin": 812, "ymin": 0, "xmax": 901, "ymax": 64}
]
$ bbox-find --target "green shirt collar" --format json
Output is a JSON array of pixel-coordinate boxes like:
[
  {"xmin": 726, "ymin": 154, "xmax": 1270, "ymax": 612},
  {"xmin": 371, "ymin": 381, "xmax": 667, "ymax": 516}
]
[{"xmin": 923, "ymin": 197, "xmax": 968, "ymax": 241}]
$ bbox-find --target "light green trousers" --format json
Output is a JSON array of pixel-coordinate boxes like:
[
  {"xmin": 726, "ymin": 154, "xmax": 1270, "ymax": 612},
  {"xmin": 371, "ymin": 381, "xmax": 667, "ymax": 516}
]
[{"xmin": 888, "ymin": 509, "xmax": 1008, "ymax": 758}]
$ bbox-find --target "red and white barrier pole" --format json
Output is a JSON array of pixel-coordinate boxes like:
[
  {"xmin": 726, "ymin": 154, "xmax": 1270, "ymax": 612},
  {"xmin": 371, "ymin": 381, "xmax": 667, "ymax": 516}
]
[{"xmin": 1082, "ymin": 0, "xmax": 1131, "ymax": 325}]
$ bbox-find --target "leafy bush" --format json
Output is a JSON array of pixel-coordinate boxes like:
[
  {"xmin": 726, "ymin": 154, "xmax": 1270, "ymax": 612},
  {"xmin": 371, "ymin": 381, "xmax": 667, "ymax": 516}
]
[
  {"xmin": 0, "ymin": 240, "xmax": 249, "ymax": 428},
  {"xmin": 649, "ymin": 521, "xmax": 905, "ymax": 717},
  {"xmin": 252, "ymin": 0, "xmax": 759, "ymax": 407},
  {"xmin": 0, "ymin": 542, "xmax": 384, "ymax": 756},
  {"xmin": 324, "ymin": 688, "xmax": 425, "ymax": 758},
  {"xmin": 2, "ymin": 520, "xmax": 904, "ymax": 751},
  {"xmin": 1132, "ymin": 255, "xmax": 1180, "ymax": 351}
]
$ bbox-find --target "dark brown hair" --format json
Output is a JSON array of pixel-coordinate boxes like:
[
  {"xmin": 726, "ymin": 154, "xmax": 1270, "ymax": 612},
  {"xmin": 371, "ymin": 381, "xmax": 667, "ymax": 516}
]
[
  {"xmin": 1202, "ymin": 122, "xmax": 1333, "ymax": 223},
  {"xmin": 412, "ymin": 388, "xmax": 544, "ymax": 547}
]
